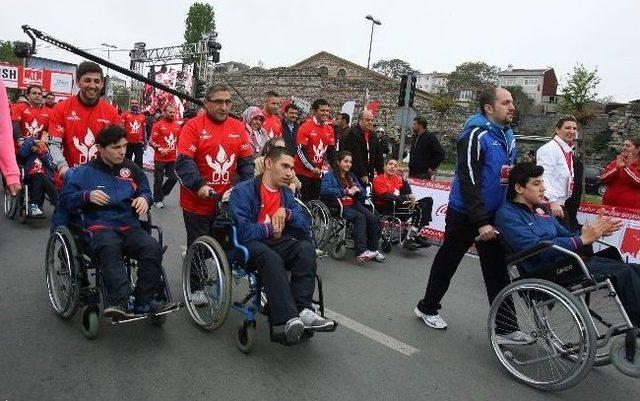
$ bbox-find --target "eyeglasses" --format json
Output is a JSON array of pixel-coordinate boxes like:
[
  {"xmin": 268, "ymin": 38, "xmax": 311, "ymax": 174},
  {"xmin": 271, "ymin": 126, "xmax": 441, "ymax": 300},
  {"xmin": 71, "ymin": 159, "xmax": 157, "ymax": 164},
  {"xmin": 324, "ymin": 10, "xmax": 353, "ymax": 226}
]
[{"xmin": 205, "ymin": 97, "xmax": 232, "ymax": 105}]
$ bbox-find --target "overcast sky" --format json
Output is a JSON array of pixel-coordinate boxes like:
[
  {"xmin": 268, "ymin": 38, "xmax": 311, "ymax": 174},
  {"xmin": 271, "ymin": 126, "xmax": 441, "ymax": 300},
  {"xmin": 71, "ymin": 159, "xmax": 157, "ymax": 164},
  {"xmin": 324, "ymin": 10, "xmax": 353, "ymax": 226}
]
[{"xmin": 1, "ymin": 0, "xmax": 638, "ymax": 101}]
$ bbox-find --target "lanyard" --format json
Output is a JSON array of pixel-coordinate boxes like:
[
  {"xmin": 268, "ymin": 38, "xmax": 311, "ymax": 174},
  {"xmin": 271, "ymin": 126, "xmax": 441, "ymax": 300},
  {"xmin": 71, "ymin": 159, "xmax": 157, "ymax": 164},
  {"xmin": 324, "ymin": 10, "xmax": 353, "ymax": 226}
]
[{"xmin": 553, "ymin": 138, "xmax": 574, "ymax": 176}]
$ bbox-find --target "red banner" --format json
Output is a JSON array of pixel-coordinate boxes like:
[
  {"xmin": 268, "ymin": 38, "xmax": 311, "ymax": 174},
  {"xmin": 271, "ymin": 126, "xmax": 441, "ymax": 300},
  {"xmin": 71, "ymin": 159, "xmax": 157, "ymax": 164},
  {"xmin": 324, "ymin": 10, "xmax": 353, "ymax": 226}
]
[{"xmin": 0, "ymin": 63, "xmax": 74, "ymax": 96}]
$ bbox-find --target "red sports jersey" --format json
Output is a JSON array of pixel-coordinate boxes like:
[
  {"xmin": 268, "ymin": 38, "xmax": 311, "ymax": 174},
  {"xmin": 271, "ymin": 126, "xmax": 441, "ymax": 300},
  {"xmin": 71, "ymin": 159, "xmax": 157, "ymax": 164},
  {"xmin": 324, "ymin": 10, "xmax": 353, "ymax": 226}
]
[
  {"xmin": 121, "ymin": 111, "xmax": 147, "ymax": 143},
  {"xmin": 177, "ymin": 114, "xmax": 252, "ymax": 216},
  {"xmin": 257, "ymin": 183, "xmax": 282, "ymax": 223},
  {"xmin": 11, "ymin": 103, "xmax": 51, "ymax": 139},
  {"xmin": 294, "ymin": 117, "xmax": 335, "ymax": 179},
  {"xmin": 600, "ymin": 159, "xmax": 640, "ymax": 208},
  {"xmin": 150, "ymin": 118, "xmax": 181, "ymax": 163},
  {"xmin": 262, "ymin": 112, "xmax": 282, "ymax": 138},
  {"xmin": 49, "ymin": 96, "xmax": 120, "ymax": 167},
  {"xmin": 373, "ymin": 173, "xmax": 404, "ymax": 207}
]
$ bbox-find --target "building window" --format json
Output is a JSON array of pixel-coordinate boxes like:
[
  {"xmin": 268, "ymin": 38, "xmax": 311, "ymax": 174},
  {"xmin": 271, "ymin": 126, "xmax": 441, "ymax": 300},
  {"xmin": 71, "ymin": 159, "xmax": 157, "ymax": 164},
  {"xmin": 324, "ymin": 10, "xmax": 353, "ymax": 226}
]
[
  {"xmin": 318, "ymin": 66, "xmax": 328, "ymax": 76},
  {"xmin": 502, "ymin": 78, "xmax": 516, "ymax": 86},
  {"xmin": 524, "ymin": 77, "xmax": 539, "ymax": 86},
  {"xmin": 337, "ymin": 68, "xmax": 346, "ymax": 79},
  {"xmin": 459, "ymin": 90, "xmax": 473, "ymax": 100}
]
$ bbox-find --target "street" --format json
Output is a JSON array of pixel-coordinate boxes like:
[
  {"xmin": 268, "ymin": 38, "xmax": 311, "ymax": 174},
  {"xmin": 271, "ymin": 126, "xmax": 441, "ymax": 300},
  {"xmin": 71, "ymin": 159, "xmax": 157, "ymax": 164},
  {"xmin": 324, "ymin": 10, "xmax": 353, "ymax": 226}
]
[{"xmin": 0, "ymin": 182, "xmax": 638, "ymax": 401}]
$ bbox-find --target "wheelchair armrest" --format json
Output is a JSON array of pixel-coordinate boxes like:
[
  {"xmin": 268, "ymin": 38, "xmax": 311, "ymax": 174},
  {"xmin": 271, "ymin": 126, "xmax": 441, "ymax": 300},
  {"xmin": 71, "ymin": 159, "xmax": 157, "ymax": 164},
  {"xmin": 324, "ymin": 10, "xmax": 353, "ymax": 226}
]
[
  {"xmin": 505, "ymin": 241, "xmax": 554, "ymax": 266},
  {"xmin": 229, "ymin": 226, "xmax": 249, "ymax": 264}
]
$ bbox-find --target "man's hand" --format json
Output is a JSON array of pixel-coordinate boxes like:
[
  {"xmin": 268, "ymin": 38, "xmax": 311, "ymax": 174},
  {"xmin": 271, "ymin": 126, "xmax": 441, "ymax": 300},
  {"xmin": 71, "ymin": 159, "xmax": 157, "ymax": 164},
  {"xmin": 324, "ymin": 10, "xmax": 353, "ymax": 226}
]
[
  {"xmin": 360, "ymin": 176, "xmax": 369, "ymax": 185},
  {"xmin": 408, "ymin": 194, "xmax": 416, "ymax": 206},
  {"xmin": 580, "ymin": 213, "xmax": 623, "ymax": 244},
  {"xmin": 197, "ymin": 185, "xmax": 214, "ymax": 199},
  {"xmin": 615, "ymin": 154, "xmax": 626, "ymax": 168},
  {"xmin": 427, "ymin": 168, "xmax": 434, "ymax": 178},
  {"xmin": 8, "ymin": 183, "xmax": 21, "ymax": 196},
  {"xmin": 312, "ymin": 167, "xmax": 322, "ymax": 175},
  {"xmin": 549, "ymin": 202, "xmax": 564, "ymax": 218},
  {"xmin": 59, "ymin": 165, "xmax": 70, "ymax": 177},
  {"xmin": 477, "ymin": 224, "xmax": 498, "ymax": 241},
  {"xmin": 132, "ymin": 196, "xmax": 149, "ymax": 215},
  {"xmin": 272, "ymin": 207, "xmax": 287, "ymax": 234},
  {"xmin": 89, "ymin": 190, "xmax": 110, "ymax": 206},
  {"xmin": 40, "ymin": 132, "xmax": 49, "ymax": 143}
]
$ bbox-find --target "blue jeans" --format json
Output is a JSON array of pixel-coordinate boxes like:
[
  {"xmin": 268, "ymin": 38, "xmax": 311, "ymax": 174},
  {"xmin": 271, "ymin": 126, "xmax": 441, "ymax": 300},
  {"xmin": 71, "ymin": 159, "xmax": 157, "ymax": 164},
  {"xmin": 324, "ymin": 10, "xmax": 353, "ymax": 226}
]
[{"xmin": 342, "ymin": 202, "xmax": 380, "ymax": 255}]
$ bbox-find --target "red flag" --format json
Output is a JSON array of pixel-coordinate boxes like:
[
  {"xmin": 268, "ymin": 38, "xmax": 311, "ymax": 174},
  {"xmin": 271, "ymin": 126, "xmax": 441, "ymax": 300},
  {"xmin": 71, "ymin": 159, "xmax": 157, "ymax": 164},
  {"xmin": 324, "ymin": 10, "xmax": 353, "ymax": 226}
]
[
  {"xmin": 620, "ymin": 226, "xmax": 640, "ymax": 258},
  {"xmin": 366, "ymin": 100, "xmax": 380, "ymax": 117}
]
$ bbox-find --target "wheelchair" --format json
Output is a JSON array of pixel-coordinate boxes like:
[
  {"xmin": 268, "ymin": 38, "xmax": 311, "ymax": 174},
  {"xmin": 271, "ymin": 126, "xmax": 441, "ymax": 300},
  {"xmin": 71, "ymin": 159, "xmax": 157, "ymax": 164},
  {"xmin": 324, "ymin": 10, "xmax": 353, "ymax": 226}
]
[
  {"xmin": 3, "ymin": 167, "xmax": 52, "ymax": 224},
  {"xmin": 181, "ymin": 208, "xmax": 336, "ymax": 354},
  {"xmin": 487, "ymin": 239, "xmax": 640, "ymax": 391},
  {"xmin": 377, "ymin": 199, "xmax": 424, "ymax": 253},
  {"xmin": 44, "ymin": 212, "xmax": 180, "ymax": 339}
]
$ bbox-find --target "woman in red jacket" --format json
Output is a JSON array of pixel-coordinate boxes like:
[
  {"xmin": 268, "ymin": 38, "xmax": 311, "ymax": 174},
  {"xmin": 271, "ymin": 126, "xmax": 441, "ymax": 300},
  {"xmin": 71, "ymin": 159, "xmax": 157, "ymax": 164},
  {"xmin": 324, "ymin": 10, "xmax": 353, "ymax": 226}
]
[{"xmin": 600, "ymin": 138, "xmax": 640, "ymax": 209}]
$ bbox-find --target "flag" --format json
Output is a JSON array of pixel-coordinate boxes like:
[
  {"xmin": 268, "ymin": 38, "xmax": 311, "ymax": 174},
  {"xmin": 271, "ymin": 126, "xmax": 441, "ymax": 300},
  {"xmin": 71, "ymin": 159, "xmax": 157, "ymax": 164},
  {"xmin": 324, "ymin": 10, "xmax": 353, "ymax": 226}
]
[
  {"xmin": 340, "ymin": 100, "xmax": 356, "ymax": 121},
  {"xmin": 366, "ymin": 100, "xmax": 380, "ymax": 117}
]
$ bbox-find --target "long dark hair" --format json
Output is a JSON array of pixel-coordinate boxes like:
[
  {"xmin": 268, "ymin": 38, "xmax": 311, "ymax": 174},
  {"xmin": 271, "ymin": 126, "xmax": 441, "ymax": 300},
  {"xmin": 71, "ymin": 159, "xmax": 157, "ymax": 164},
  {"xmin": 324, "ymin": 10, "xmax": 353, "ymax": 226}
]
[{"xmin": 332, "ymin": 150, "xmax": 353, "ymax": 188}]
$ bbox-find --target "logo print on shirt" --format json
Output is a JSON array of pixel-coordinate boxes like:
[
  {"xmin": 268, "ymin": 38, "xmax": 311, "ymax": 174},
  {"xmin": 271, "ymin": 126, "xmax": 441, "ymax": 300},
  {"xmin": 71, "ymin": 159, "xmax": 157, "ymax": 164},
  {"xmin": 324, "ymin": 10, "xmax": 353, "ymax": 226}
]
[
  {"xmin": 26, "ymin": 119, "xmax": 44, "ymax": 138},
  {"xmin": 164, "ymin": 133, "xmax": 176, "ymax": 150},
  {"xmin": 129, "ymin": 120, "xmax": 141, "ymax": 133},
  {"xmin": 119, "ymin": 167, "xmax": 131, "ymax": 178},
  {"xmin": 205, "ymin": 146, "xmax": 235, "ymax": 184},
  {"xmin": 312, "ymin": 139, "xmax": 327, "ymax": 163},
  {"xmin": 72, "ymin": 128, "xmax": 98, "ymax": 165},
  {"xmin": 67, "ymin": 110, "xmax": 80, "ymax": 121},
  {"xmin": 267, "ymin": 129, "xmax": 275, "ymax": 139}
]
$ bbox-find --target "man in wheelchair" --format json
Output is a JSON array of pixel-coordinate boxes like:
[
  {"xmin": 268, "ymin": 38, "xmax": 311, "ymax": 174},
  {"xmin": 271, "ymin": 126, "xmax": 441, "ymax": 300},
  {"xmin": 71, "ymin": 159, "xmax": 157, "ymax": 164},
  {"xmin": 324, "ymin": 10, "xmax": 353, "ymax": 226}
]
[
  {"xmin": 57, "ymin": 125, "xmax": 170, "ymax": 318},
  {"xmin": 495, "ymin": 162, "xmax": 640, "ymax": 329},
  {"xmin": 372, "ymin": 159, "xmax": 432, "ymax": 249},
  {"xmin": 228, "ymin": 146, "xmax": 336, "ymax": 343}
]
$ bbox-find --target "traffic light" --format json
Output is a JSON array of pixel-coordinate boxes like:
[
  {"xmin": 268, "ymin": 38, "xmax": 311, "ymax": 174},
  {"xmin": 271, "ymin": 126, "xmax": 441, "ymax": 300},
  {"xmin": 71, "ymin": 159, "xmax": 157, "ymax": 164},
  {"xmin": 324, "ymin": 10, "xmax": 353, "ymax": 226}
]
[
  {"xmin": 398, "ymin": 74, "xmax": 417, "ymax": 107},
  {"xmin": 398, "ymin": 75, "xmax": 408, "ymax": 107},
  {"xmin": 408, "ymin": 75, "xmax": 417, "ymax": 107}
]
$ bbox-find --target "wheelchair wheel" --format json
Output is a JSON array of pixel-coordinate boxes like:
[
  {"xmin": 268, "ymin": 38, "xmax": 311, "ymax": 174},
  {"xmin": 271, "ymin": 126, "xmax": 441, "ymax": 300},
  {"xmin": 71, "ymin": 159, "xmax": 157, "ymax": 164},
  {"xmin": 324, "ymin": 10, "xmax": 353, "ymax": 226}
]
[
  {"xmin": 80, "ymin": 306, "xmax": 99, "ymax": 339},
  {"xmin": 307, "ymin": 200, "xmax": 333, "ymax": 250},
  {"xmin": 329, "ymin": 240, "xmax": 346, "ymax": 260},
  {"xmin": 380, "ymin": 238, "xmax": 392, "ymax": 254},
  {"xmin": 235, "ymin": 322, "xmax": 255, "ymax": 354},
  {"xmin": 3, "ymin": 188, "xmax": 19, "ymax": 219},
  {"xmin": 183, "ymin": 235, "xmax": 232, "ymax": 331},
  {"xmin": 18, "ymin": 187, "xmax": 28, "ymax": 224},
  {"xmin": 610, "ymin": 335, "xmax": 640, "ymax": 377},
  {"xmin": 45, "ymin": 226, "xmax": 81, "ymax": 319},
  {"xmin": 488, "ymin": 279, "xmax": 597, "ymax": 392}
]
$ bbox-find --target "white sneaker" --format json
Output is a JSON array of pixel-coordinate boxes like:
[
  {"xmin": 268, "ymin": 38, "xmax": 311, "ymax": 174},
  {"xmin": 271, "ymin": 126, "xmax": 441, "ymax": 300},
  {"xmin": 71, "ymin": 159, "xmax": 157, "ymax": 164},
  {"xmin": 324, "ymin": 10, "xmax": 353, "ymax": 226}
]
[
  {"xmin": 366, "ymin": 250, "xmax": 386, "ymax": 262},
  {"xmin": 284, "ymin": 317, "xmax": 305, "ymax": 343},
  {"xmin": 154, "ymin": 201, "xmax": 165, "ymax": 209},
  {"xmin": 299, "ymin": 308, "xmax": 335, "ymax": 331},
  {"xmin": 414, "ymin": 307, "xmax": 448, "ymax": 330},
  {"xmin": 191, "ymin": 290, "xmax": 209, "ymax": 306},
  {"xmin": 496, "ymin": 330, "xmax": 536, "ymax": 346},
  {"xmin": 29, "ymin": 204, "xmax": 43, "ymax": 216}
]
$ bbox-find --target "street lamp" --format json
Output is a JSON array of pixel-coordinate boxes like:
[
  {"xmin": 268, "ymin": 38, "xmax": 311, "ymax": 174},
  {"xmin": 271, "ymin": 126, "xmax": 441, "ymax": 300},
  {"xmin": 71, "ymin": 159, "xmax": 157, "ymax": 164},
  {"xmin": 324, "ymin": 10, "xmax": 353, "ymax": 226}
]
[
  {"xmin": 101, "ymin": 42, "xmax": 117, "ymax": 77},
  {"xmin": 365, "ymin": 14, "xmax": 381, "ymax": 70}
]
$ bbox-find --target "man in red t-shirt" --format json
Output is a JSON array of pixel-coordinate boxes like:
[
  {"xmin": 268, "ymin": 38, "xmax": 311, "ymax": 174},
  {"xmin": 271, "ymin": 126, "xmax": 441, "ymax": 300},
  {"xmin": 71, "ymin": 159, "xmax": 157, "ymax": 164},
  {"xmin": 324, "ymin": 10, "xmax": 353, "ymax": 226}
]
[
  {"xmin": 48, "ymin": 62, "xmax": 120, "ymax": 176},
  {"xmin": 44, "ymin": 93, "xmax": 56, "ymax": 111},
  {"xmin": 175, "ymin": 84, "xmax": 254, "ymax": 249},
  {"xmin": 294, "ymin": 98, "xmax": 335, "ymax": 202},
  {"xmin": 262, "ymin": 91, "xmax": 282, "ymax": 138},
  {"xmin": 11, "ymin": 84, "xmax": 51, "ymax": 141},
  {"xmin": 149, "ymin": 105, "xmax": 181, "ymax": 208},
  {"xmin": 121, "ymin": 98, "xmax": 147, "ymax": 168}
]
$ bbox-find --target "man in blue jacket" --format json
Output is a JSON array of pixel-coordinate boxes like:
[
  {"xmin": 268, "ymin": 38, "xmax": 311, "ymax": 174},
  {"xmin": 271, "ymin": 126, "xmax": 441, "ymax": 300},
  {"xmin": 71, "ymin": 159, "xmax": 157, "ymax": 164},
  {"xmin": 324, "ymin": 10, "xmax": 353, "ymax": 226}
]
[
  {"xmin": 229, "ymin": 146, "xmax": 335, "ymax": 343},
  {"xmin": 58, "ymin": 125, "xmax": 168, "ymax": 317},
  {"xmin": 415, "ymin": 87, "xmax": 517, "ymax": 331}
]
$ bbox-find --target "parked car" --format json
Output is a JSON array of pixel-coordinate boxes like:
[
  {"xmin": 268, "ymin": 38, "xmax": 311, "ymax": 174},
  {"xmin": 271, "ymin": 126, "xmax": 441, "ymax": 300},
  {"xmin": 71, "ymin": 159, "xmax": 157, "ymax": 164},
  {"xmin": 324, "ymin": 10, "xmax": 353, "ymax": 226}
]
[{"xmin": 584, "ymin": 165, "xmax": 606, "ymax": 196}]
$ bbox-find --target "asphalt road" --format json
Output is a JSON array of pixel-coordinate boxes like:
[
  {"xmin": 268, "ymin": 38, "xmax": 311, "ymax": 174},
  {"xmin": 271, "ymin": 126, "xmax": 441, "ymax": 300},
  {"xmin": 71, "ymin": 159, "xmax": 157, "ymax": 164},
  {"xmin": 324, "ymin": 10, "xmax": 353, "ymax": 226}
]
[{"xmin": 1, "ymin": 181, "xmax": 638, "ymax": 401}]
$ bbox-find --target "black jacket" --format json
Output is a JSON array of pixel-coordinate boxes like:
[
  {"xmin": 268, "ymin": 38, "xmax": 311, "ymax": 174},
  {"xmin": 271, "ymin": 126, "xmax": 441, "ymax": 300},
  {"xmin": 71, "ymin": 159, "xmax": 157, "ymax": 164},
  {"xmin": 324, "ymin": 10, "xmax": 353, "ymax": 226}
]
[
  {"xmin": 408, "ymin": 130, "xmax": 445, "ymax": 179},
  {"xmin": 340, "ymin": 125, "xmax": 384, "ymax": 181},
  {"xmin": 281, "ymin": 118, "xmax": 298, "ymax": 155}
]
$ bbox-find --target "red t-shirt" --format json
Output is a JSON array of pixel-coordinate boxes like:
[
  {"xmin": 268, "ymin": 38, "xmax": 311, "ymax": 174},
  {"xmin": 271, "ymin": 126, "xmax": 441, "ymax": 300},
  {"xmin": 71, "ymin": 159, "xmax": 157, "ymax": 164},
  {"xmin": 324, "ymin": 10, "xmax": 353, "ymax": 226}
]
[
  {"xmin": 11, "ymin": 103, "xmax": 51, "ymax": 139},
  {"xmin": 121, "ymin": 111, "xmax": 147, "ymax": 143},
  {"xmin": 49, "ymin": 96, "xmax": 120, "ymax": 167},
  {"xmin": 601, "ymin": 159, "xmax": 640, "ymax": 208},
  {"xmin": 373, "ymin": 174, "xmax": 404, "ymax": 207},
  {"xmin": 257, "ymin": 183, "xmax": 282, "ymax": 223},
  {"xmin": 150, "ymin": 118, "xmax": 181, "ymax": 162},
  {"xmin": 177, "ymin": 114, "xmax": 252, "ymax": 216},
  {"xmin": 262, "ymin": 112, "xmax": 282, "ymax": 138},
  {"xmin": 294, "ymin": 117, "xmax": 335, "ymax": 179}
]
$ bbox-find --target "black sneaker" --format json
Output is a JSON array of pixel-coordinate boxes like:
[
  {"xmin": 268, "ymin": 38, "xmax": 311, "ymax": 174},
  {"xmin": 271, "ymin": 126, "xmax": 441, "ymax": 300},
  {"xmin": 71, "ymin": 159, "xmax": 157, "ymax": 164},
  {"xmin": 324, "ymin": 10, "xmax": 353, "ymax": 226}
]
[
  {"xmin": 135, "ymin": 299, "xmax": 174, "ymax": 315},
  {"xmin": 104, "ymin": 298, "xmax": 133, "ymax": 318},
  {"xmin": 415, "ymin": 236, "xmax": 431, "ymax": 248}
]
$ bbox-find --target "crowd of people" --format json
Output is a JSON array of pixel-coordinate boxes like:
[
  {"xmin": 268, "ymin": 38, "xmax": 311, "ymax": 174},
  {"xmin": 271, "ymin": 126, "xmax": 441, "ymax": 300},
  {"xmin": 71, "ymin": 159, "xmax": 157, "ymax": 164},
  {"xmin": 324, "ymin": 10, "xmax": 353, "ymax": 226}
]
[{"xmin": 1, "ymin": 60, "xmax": 639, "ymax": 344}]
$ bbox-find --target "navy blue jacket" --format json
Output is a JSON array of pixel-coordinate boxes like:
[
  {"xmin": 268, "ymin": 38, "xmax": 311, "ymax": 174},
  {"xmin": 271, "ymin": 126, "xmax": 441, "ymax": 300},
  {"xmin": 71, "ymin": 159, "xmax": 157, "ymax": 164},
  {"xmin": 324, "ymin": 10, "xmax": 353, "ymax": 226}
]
[
  {"xmin": 494, "ymin": 201, "xmax": 583, "ymax": 273},
  {"xmin": 228, "ymin": 177, "xmax": 310, "ymax": 244},
  {"xmin": 18, "ymin": 136, "xmax": 55, "ymax": 179},
  {"xmin": 320, "ymin": 170, "xmax": 365, "ymax": 203},
  {"xmin": 57, "ymin": 158, "xmax": 152, "ymax": 231},
  {"xmin": 448, "ymin": 113, "xmax": 516, "ymax": 228}
]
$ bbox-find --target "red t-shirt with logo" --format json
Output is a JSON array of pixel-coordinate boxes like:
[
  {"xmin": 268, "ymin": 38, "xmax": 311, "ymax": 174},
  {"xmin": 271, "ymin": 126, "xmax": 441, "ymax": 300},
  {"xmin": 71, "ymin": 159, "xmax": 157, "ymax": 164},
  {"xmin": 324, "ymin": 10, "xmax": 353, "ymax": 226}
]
[
  {"xmin": 257, "ymin": 183, "xmax": 282, "ymax": 223},
  {"xmin": 11, "ymin": 103, "xmax": 51, "ymax": 139},
  {"xmin": 262, "ymin": 112, "xmax": 282, "ymax": 138},
  {"xmin": 49, "ymin": 96, "xmax": 121, "ymax": 167},
  {"xmin": 177, "ymin": 114, "xmax": 252, "ymax": 216},
  {"xmin": 294, "ymin": 117, "xmax": 335, "ymax": 179},
  {"xmin": 121, "ymin": 111, "xmax": 147, "ymax": 143},
  {"xmin": 150, "ymin": 118, "xmax": 181, "ymax": 162},
  {"xmin": 373, "ymin": 173, "xmax": 405, "ymax": 207}
]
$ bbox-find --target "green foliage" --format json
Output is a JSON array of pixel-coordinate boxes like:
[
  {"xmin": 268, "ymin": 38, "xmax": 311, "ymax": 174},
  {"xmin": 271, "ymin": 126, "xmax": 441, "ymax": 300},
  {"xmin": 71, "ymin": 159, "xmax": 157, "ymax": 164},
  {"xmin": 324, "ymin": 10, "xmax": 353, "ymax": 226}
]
[
  {"xmin": 558, "ymin": 63, "xmax": 600, "ymax": 122},
  {"xmin": 372, "ymin": 59, "xmax": 418, "ymax": 80},
  {"xmin": 429, "ymin": 93, "xmax": 457, "ymax": 114},
  {"xmin": 0, "ymin": 40, "xmax": 22, "ymax": 64},
  {"xmin": 447, "ymin": 61, "xmax": 499, "ymax": 96},
  {"xmin": 184, "ymin": 2, "xmax": 216, "ymax": 44},
  {"xmin": 112, "ymin": 85, "xmax": 131, "ymax": 110}
]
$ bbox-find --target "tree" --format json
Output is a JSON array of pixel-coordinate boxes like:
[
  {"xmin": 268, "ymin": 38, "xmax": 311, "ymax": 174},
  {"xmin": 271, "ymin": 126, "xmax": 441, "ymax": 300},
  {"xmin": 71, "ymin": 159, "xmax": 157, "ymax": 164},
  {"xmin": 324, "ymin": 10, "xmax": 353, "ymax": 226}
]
[
  {"xmin": 0, "ymin": 40, "xmax": 22, "ymax": 65},
  {"xmin": 558, "ymin": 63, "xmax": 600, "ymax": 124},
  {"xmin": 447, "ymin": 61, "xmax": 498, "ymax": 96},
  {"xmin": 112, "ymin": 85, "xmax": 131, "ymax": 111},
  {"xmin": 503, "ymin": 85, "xmax": 535, "ymax": 124},
  {"xmin": 429, "ymin": 93, "xmax": 457, "ymax": 115},
  {"xmin": 372, "ymin": 59, "xmax": 418, "ymax": 80},
  {"xmin": 184, "ymin": 2, "xmax": 216, "ymax": 44}
]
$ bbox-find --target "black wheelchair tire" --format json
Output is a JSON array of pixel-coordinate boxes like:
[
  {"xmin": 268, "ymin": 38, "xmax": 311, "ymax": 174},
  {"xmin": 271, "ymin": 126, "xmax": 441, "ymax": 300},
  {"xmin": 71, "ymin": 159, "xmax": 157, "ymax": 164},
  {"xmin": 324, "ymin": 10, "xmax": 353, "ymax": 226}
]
[
  {"xmin": 235, "ymin": 322, "xmax": 255, "ymax": 354},
  {"xmin": 610, "ymin": 335, "xmax": 640, "ymax": 378},
  {"xmin": 80, "ymin": 306, "xmax": 99, "ymax": 339},
  {"xmin": 45, "ymin": 226, "xmax": 81, "ymax": 319}
]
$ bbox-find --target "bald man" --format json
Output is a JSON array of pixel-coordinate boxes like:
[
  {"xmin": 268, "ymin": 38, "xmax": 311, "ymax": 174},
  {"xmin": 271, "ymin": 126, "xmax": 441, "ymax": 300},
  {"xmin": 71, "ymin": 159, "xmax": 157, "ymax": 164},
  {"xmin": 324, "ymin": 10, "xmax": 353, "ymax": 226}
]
[{"xmin": 340, "ymin": 110, "xmax": 384, "ymax": 185}]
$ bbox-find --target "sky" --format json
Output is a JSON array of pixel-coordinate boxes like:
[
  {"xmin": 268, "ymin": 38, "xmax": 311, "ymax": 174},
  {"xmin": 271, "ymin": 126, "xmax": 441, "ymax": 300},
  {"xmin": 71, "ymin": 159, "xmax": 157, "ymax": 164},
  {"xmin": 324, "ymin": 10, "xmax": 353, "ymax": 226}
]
[{"xmin": 1, "ymin": 0, "xmax": 639, "ymax": 101}]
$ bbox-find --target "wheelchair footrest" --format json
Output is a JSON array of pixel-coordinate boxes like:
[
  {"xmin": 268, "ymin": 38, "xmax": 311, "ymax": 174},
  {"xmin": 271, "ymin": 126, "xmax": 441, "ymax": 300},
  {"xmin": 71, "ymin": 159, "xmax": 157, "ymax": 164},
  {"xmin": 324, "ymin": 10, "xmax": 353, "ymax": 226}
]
[{"xmin": 109, "ymin": 302, "xmax": 181, "ymax": 324}]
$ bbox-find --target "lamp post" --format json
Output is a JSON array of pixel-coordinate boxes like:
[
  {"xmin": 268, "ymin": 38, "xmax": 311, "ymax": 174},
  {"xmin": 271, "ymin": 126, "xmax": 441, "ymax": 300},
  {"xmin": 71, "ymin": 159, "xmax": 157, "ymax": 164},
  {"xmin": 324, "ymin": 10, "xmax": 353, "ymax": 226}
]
[
  {"xmin": 365, "ymin": 14, "xmax": 381, "ymax": 70},
  {"xmin": 101, "ymin": 42, "xmax": 117, "ymax": 77}
]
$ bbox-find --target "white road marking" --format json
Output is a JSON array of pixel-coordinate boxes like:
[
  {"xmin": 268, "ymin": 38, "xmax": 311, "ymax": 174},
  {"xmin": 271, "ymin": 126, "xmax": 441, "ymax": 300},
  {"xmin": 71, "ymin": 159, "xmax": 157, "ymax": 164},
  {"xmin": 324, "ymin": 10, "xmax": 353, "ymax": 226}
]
[{"xmin": 324, "ymin": 308, "xmax": 420, "ymax": 357}]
